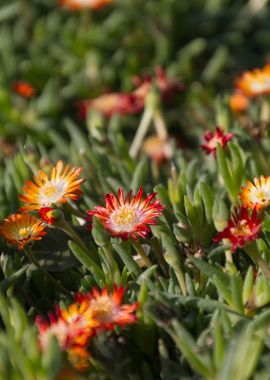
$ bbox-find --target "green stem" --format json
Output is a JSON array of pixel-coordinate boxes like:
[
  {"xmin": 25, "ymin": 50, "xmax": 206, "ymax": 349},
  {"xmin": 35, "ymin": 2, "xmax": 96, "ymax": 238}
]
[
  {"xmin": 54, "ymin": 217, "xmax": 90, "ymax": 255},
  {"xmin": 164, "ymin": 252, "xmax": 187, "ymax": 296},
  {"xmin": 62, "ymin": 203, "xmax": 86, "ymax": 219},
  {"xmin": 244, "ymin": 244, "xmax": 270, "ymax": 280},
  {"xmin": 112, "ymin": 242, "xmax": 142, "ymax": 279},
  {"xmin": 225, "ymin": 249, "xmax": 233, "ymax": 263},
  {"xmin": 24, "ymin": 247, "xmax": 70, "ymax": 297},
  {"xmin": 153, "ymin": 109, "xmax": 168, "ymax": 140},
  {"xmin": 102, "ymin": 245, "xmax": 118, "ymax": 284},
  {"xmin": 129, "ymin": 106, "xmax": 153, "ymax": 158},
  {"xmin": 133, "ymin": 240, "xmax": 153, "ymax": 269}
]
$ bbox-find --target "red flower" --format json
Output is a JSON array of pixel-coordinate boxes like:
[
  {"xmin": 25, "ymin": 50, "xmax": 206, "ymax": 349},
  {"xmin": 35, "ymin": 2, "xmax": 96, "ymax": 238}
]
[
  {"xmin": 133, "ymin": 66, "xmax": 184, "ymax": 103},
  {"xmin": 78, "ymin": 92, "xmax": 142, "ymax": 119},
  {"xmin": 201, "ymin": 127, "xmax": 234, "ymax": 157},
  {"xmin": 12, "ymin": 81, "xmax": 35, "ymax": 98},
  {"xmin": 39, "ymin": 207, "xmax": 55, "ymax": 225},
  {"xmin": 87, "ymin": 187, "xmax": 164, "ymax": 240},
  {"xmin": 59, "ymin": 0, "xmax": 113, "ymax": 10},
  {"xmin": 213, "ymin": 206, "xmax": 262, "ymax": 252},
  {"xmin": 78, "ymin": 67, "xmax": 184, "ymax": 119}
]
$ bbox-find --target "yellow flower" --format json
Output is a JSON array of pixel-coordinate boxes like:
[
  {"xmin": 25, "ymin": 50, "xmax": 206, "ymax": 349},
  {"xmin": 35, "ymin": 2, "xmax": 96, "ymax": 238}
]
[
  {"xmin": 0, "ymin": 214, "xmax": 46, "ymax": 249},
  {"xmin": 20, "ymin": 160, "xmax": 83, "ymax": 212}
]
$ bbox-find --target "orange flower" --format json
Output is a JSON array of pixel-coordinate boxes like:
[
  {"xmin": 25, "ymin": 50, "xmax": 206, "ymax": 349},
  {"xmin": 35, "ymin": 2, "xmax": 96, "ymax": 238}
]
[
  {"xmin": 88, "ymin": 187, "xmax": 164, "ymax": 240},
  {"xmin": 201, "ymin": 127, "xmax": 233, "ymax": 157},
  {"xmin": 57, "ymin": 301, "xmax": 98, "ymax": 346},
  {"xmin": 240, "ymin": 176, "xmax": 270, "ymax": 210},
  {"xmin": 213, "ymin": 206, "xmax": 262, "ymax": 252},
  {"xmin": 59, "ymin": 0, "xmax": 113, "ymax": 10},
  {"xmin": 76, "ymin": 285, "xmax": 138, "ymax": 330},
  {"xmin": 236, "ymin": 64, "xmax": 270, "ymax": 97},
  {"xmin": 12, "ymin": 81, "xmax": 35, "ymax": 98},
  {"xmin": 36, "ymin": 313, "xmax": 91, "ymax": 371},
  {"xmin": 229, "ymin": 91, "xmax": 249, "ymax": 113},
  {"xmin": 0, "ymin": 214, "xmax": 46, "ymax": 249},
  {"xmin": 58, "ymin": 368, "xmax": 84, "ymax": 380},
  {"xmin": 142, "ymin": 135, "xmax": 173, "ymax": 164},
  {"xmin": 20, "ymin": 161, "xmax": 83, "ymax": 212},
  {"xmin": 67, "ymin": 346, "xmax": 90, "ymax": 371}
]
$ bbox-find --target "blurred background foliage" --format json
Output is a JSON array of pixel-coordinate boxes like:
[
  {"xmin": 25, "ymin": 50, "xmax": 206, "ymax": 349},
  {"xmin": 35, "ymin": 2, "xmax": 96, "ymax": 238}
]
[{"xmin": 0, "ymin": 0, "xmax": 270, "ymax": 144}]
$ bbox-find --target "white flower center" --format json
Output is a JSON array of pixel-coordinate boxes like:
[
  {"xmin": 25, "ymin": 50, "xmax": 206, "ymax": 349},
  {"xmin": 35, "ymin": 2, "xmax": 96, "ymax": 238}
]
[
  {"xmin": 90, "ymin": 297, "xmax": 116, "ymax": 323},
  {"xmin": 110, "ymin": 205, "xmax": 141, "ymax": 232},
  {"xmin": 38, "ymin": 179, "xmax": 67, "ymax": 206},
  {"xmin": 208, "ymin": 135, "xmax": 222, "ymax": 149},
  {"xmin": 249, "ymin": 187, "xmax": 270, "ymax": 205}
]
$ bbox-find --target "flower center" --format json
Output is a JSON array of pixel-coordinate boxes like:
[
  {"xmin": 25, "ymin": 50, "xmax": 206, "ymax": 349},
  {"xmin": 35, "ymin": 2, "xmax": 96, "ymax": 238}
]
[
  {"xmin": 250, "ymin": 188, "xmax": 269, "ymax": 205},
  {"xmin": 18, "ymin": 227, "xmax": 31, "ymax": 239},
  {"xmin": 39, "ymin": 180, "xmax": 67, "ymax": 206},
  {"xmin": 208, "ymin": 135, "xmax": 222, "ymax": 149},
  {"xmin": 110, "ymin": 206, "xmax": 138, "ymax": 232},
  {"xmin": 90, "ymin": 297, "xmax": 115, "ymax": 323},
  {"xmin": 230, "ymin": 220, "xmax": 251, "ymax": 237}
]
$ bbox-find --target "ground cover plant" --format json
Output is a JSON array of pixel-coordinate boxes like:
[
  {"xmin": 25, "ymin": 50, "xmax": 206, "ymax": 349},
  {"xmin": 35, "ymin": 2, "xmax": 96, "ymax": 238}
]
[{"xmin": 2, "ymin": 0, "xmax": 270, "ymax": 379}]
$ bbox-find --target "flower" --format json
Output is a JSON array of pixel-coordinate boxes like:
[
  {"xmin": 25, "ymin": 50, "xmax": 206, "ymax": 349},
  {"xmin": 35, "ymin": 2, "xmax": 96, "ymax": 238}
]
[
  {"xmin": 36, "ymin": 314, "xmax": 75, "ymax": 351},
  {"xmin": 88, "ymin": 187, "xmax": 164, "ymax": 240},
  {"xmin": 59, "ymin": 0, "xmax": 113, "ymax": 10},
  {"xmin": 36, "ymin": 286, "xmax": 138, "ymax": 371},
  {"xmin": 78, "ymin": 92, "xmax": 142, "ymax": 118},
  {"xmin": 133, "ymin": 66, "xmax": 184, "ymax": 103},
  {"xmin": 12, "ymin": 81, "xmax": 35, "ymax": 98},
  {"xmin": 201, "ymin": 127, "xmax": 234, "ymax": 157},
  {"xmin": 213, "ymin": 206, "xmax": 262, "ymax": 252},
  {"xmin": 20, "ymin": 160, "xmax": 84, "ymax": 212},
  {"xmin": 36, "ymin": 313, "xmax": 91, "ymax": 371},
  {"xmin": 236, "ymin": 64, "xmax": 270, "ymax": 97},
  {"xmin": 78, "ymin": 67, "xmax": 184, "ymax": 119},
  {"xmin": 76, "ymin": 285, "xmax": 138, "ymax": 330},
  {"xmin": 57, "ymin": 300, "xmax": 98, "ymax": 345},
  {"xmin": 67, "ymin": 346, "xmax": 90, "ymax": 371},
  {"xmin": 57, "ymin": 368, "xmax": 85, "ymax": 380},
  {"xmin": 142, "ymin": 135, "xmax": 173, "ymax": 164},
  {"xmin": 229, "ymin": 91, "xmax": 249, "ymax": 113},
  {"xmin": 240, "ymin": 176, "xmax": 270, "ymax": 210},
  {"xmin": 0, "ymin": 214, "xmax": 46, "ymax": 249},
  {"xmin": 39, "ymin": 207, "xmax": 55, "ymax": 225}
]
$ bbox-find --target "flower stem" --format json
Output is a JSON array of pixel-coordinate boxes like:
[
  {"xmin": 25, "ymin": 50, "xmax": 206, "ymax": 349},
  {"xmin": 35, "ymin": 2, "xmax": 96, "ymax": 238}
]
[
  {"xmin": 164, "ymin": 252, "xmax": 187, "ymax": 296},
  {"xmin": 54, "ymin": 216, "xmax": 90, "ymax": 255},
  {"xmin": 244, "ymin": 244, "xmax": 270, "ymax": 280},
  {"xmin": 24, "ymin": 247, "xmax": 70, "ymax": 296},
  {"xmin": 129, "ymin": 106, "xmax": 153, "ymax": 158},
  {"xmin": 153, "ymin": 109, "xmax": 168, "ymax": 140},
  {"xmin": 102, "ymin": 245, "xmax": 118, "ymax": 284},
  {"xmin": 132, "ymin": 240, "xmax": 153, "ymax": 269}
]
